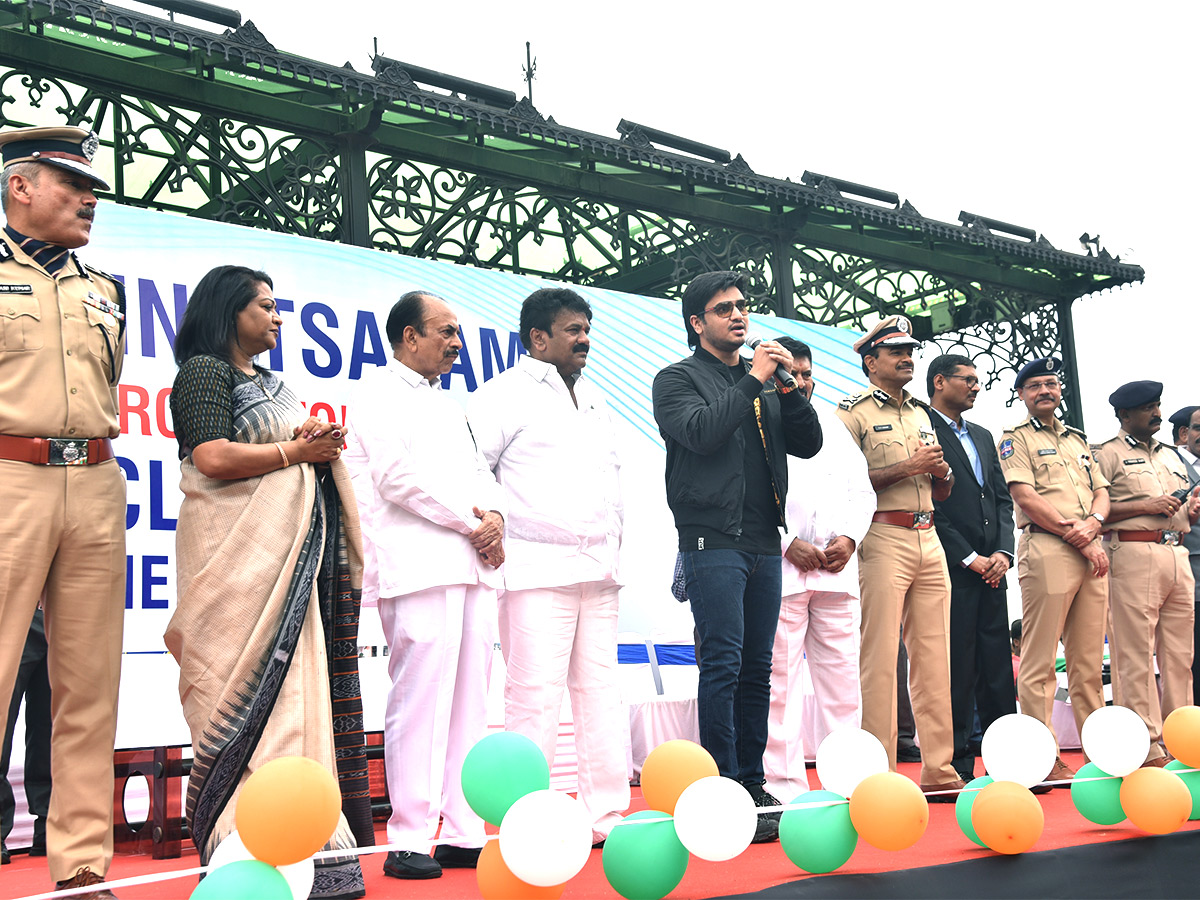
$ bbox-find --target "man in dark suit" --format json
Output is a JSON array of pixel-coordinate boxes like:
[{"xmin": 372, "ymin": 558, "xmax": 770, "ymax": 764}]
[
  {"xmin": 1168, "ymin": 406, "xmax": 1200, "ymax": 703},
  {"xmin": 928, "ymin": 354, "xmax": 1017, "ymax": 782}
]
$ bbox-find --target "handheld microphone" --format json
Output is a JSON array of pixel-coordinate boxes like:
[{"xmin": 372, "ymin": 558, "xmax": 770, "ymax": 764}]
[{"xmin": 746, "ymin": 334, "xmax": 799, "ymax": 390}]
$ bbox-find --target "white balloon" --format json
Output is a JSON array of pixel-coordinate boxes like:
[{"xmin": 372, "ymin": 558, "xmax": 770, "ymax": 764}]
[
  {"xmin": 207, "ymin": 831, "xmax": 254, "ymax": 870},
  {"xmin": 672, "ymin": 775, "xmax": 757, "ymax": 862},
  {"xmin": 980, "ymin": 713, "xmax": 1057, "ymax": 788},
  {"xmin": 815, "ymin": 727, "xmax": 889, "ymax": 798},
  {"xmin": 499, "ymin": 789, "xmax": 591, "ymax": 887},
  {"xmin": 277, "ymin": 857, "xmax": 315, "ymax": 900},
  {"xmin": 1081, "ymin": 705, "xmax": 1150, "ymax": 778}
]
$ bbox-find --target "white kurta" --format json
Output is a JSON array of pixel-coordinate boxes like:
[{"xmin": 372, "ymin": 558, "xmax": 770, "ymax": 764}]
[
  {"xmin": 468, "ymin": 355, "xmax": 629, "ymax": 837},
  {"xmin": 346, "ymin": 358, "xmax": 506, "ymax": 850},
  {"xmin": 765, "ymin": 403, "xmax": 876, "ymax": 800}
]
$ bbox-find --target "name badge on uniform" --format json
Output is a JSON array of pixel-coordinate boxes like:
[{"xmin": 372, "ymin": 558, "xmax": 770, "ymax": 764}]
[
  {"xmin": 873, "ymin": 424, "xmax": 893, "ymax": 432},
  {"xmin": 999, "ymin": 438, "xmax": 1014, "ymax": 459},
  {"xmin": 1123, "ymin": 458, "xmax": 1146, "ymax": 466},
  {"xmin": 1037, "ymin": 448, "xmax": 1058, "ymax": 456},
  {"xmin": 0, "ymin": 283, "xmax": 32, "ymax": 293},
  {"xmin": 82, "ymin": 291, "xmax": 125, "ymax": 322}
]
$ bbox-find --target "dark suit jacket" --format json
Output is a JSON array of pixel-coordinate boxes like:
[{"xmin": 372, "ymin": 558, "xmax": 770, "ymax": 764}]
[{"xmin": 931, "ymin": 410, "xmax": 1016, "ymax": 581}]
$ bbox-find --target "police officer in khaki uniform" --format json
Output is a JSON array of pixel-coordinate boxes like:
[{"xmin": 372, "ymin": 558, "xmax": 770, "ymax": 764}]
[
  {"xmin": 999, "ymin": 358, "xmax": 1109, "ymax": 790},
  {"xmin": 0, "ymin": 126, "xmax": 125, "ymax": 899},
  {"xmin": 836, "ymin": 315, "xmax": 963, "ymax": 801},
  {"xmin": 1093, "ymin": 381, "xmax": 1199, "ymax": 765}
]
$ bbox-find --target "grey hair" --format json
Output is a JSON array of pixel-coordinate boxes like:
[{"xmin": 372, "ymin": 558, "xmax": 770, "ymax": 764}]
[{"xmin": 0, "ymin": 161, "xmax": 42, "ymax": 213}]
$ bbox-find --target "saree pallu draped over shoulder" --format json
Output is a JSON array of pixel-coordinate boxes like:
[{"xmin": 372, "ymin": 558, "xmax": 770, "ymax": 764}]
[{"xmin": 165, "ymin": 371, "xmax": 372, "ymax": 900}]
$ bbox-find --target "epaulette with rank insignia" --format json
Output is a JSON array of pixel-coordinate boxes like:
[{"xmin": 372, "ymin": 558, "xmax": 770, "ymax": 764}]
[
  {"xmin": 838, "ymin": 391, "xmax": 869, "ymax": 411},
  {"xmin": 1065, "ymin": 424, "xmax": 1087, "ymax": 440},
  {"xmin": 82, "ymin": 262, "xmax": 126, "ymax": 337}
]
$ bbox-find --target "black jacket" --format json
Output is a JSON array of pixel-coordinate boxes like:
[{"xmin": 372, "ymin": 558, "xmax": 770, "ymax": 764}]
[
  {"xmin": 930, "ymin": 410, "xmax": 1015, "ymax": 577},
  {"xmin": 652, "ymin": 347, "xmax": 822, "ymax": 539}
]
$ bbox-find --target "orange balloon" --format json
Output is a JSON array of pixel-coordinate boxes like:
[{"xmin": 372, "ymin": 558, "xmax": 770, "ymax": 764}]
[
  {"xmin": 848, "ymin": 772, "xmax": 928, "ymax": 851},
  {"xmin": 640, "ymin": 740, "xmax": 719, "ymax": 816},
  {"xmin": 971, "ymin": 781, "xmax": 1044, "ymax": 855},
  {"xmin": 234, "ymin": 756, "xmax": 341, "ymax": 866},
  {"xmin": 1163, "ymin": 707, "xmax": 1200, "ymax": 768},
  {"xmin": 476, "ymin": 839, "xmax": 565, "ymax": 899},
  {"xmin": 1120, "ymin": 766, "xmax": 1192, "ymax": 834}
]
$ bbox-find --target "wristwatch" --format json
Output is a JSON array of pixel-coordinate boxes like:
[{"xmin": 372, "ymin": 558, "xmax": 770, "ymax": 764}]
[{"xmin": 1090, "ymin": 512, "xmax": 1105, "ymax": 525}]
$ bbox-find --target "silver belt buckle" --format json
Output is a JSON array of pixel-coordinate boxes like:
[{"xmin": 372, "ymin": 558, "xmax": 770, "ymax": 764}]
[
  {"xmin": 1162, "ymin": 530, "xmax": 1182, "ymax": 546},
  {"xmin": 48, "ymin": 438, "xmax": 88, "ymax": 466},
  {"xmin": 913, "ymin": 511, "xmax": 933, "ymax": 529}
]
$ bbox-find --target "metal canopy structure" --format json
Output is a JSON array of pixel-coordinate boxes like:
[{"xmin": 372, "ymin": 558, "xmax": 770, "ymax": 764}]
[{"xmin": 0, "ymin": 0, "xmax": 1143, "ymax": 423}]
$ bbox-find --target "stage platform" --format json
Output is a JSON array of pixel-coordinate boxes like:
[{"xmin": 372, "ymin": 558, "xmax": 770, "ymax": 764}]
[{"xmin": 4, "ymin": 750, "xmax": 1197, "ymax": 900}]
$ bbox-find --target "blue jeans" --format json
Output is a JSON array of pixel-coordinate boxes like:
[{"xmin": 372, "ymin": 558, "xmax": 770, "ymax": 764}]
[{"xmin": 683, "ymin": 549, "xmax": 782, "ymax": 784}]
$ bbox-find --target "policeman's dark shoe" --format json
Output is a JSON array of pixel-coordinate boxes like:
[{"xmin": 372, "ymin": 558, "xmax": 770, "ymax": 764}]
[
  {"xmin": 745, "ymin": 783, "xmax": 782, "ymax": 843},
  {"xmin": 383, "ymin": 850, "xmax": 442, "ymax": 879},
  {"xmin": 896, "ymin": 745, "xmax": 923, "ymax": 763},
  {"xmin": 55, "ymin": 866, "xmax": 118, "ymax": 899},
  {"xmin": 920, "ymin": 778, "xmax": 966, "ymax": 803},
  {"xmin": 433, "ymin": 844, "xmax": 482, "ymax": 868},
  {"xmin": 31, "ymin": 818, "xmax": 46, "ymax": 856}
]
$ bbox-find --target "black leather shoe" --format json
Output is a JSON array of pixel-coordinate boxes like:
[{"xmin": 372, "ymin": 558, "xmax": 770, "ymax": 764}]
[
  {"xmin": 383, "ymin": 850, "xmax": 442, "ymax": 879},
  {"xmin": 1, "ymin": 840, "xmax": 9, "ymax": 865},
  {"xmin": 896, "ymin": 744, "xmax": 923, "ymax": 763},
  {"xmin": 433, "ymin": 844, "xmax": 482, "ymax": 868},
  {"xmin": 745, "ymin": 783, "xmax": 782, "ymax": 844},
  {"xmin": 30, "ymin": 818, "xmax": 46, "ymax": 857}
]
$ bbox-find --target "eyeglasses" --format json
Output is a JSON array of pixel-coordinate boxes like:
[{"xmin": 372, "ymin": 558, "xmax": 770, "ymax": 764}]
[
  {"xmin": 699, "ymin": 299, "xmax": 749, "ymax": 319},
  {"xmin": 945, "ymin": 374, "xmax": 980, "ymax": 388},
  {"xmin": 1021, "ymin": 378, "xmax": 1061, "ymax": 391}
]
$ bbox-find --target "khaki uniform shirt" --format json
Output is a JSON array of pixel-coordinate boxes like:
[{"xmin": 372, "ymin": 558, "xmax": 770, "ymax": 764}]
[
  {"xmin": 836, "ymin": 386, "xmax": 936, "ymax": 512},
  {"xmin": 0, "ymin": 232, "xmax": 124, "ymax": 439},
  {"xmin": 997, "ymin": 416, "xmax": 1107, "ymax": 528},
  {"xmin": 1092, "ymin": 430, "xmax": 1191, "ymax": 534}
]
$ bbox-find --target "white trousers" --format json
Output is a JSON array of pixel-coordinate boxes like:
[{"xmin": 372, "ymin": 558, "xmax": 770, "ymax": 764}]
[
  {"xmin": 378, "ymin": 583, "xmax": 496, "ymax": 850},
  {"xmin": 498, "ymin": 582, "xmax": 630, "ymax": 837},
  {"xmin": 764, "ymin": 589, "xmax": 862, "ymax": 801}
]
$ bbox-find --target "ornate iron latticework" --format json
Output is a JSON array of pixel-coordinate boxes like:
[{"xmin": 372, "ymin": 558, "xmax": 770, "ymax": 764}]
[{"xmin": 0, "ymin": 0, "xmax": 1143, "ymax": 424}]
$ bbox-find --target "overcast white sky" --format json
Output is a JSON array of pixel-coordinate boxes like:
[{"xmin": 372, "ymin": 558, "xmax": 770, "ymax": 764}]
[{"xmin": 149, "ymin": 0, "xmax": 1193, "ymax": 438}]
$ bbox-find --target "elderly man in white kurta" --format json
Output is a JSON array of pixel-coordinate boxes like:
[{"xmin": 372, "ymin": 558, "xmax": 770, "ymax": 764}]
[
  {"xmin": 347, "ymin": 290, "xmax": 506, "ymax": 881},
  {"xmin": 468, "ymin": 287, "xmax": 629, "ymax": 842},
  {"xmin": 763, "ymin": 338, "xmax": 876, "ymax": 802}
]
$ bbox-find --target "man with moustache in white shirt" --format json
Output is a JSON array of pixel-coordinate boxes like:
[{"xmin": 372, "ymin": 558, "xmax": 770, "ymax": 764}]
[
  {"xmin": 762, "ymin": 337, "xmax": 875, "ymax": 802},
  {"xmin": 346, "ymin": 290, "xmax": 506, "ymax": 880},
  {"xmin": 468, "ymin": 287, "xmax": 629, "ymax": 843}
]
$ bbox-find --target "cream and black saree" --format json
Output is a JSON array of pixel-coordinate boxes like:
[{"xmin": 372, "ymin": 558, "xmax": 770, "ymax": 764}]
[{"xmin": 166, "ymin": 356, "xmax": 373, "ymax": 899}]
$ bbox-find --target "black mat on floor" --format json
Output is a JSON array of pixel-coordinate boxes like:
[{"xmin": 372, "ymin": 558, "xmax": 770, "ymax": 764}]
[{"xmin": 713, "ymin": 829, "xmax": 1200, "ymax": 899}]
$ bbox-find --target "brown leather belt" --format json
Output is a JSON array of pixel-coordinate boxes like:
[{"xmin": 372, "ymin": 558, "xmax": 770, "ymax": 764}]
[
  {"xmin": 1107, "ymin": 529, "xmax": 1183, "ymax": 546},
  {"xmin": 872, "ymin": 510, "xmax": 934, "ymax": 530},
  {"xmin": 0, "ymin": 435, "xmax": 115, "ymax": 466},
  {"xmin": 1026, "ymin": 524, "xmax": 1056, "ymax": 536}
]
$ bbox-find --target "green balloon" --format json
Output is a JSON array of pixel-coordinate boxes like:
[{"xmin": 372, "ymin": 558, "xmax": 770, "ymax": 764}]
[
  {"xmin": 1165, "ymin": 760, "xmax": 1200, "ymax": 821},
  {"xmin": 1070, "ymin": 762, "xmax": 1125, "ymax": 825},
  {"xmin": 954, "ymin": 776, "xmax": 994, "ymax": 847},
  {"xmin": 602, "ymin": 810, "xmax": 689, "ymax": 900},
  {"xmin": 460, "ymin": 731, "xmax": 550, "ymax": 826},
  {"xmin": 778, "ymin": 789, "xmax": 857, "ymax": 874},
  {"xmin": 190, "ymin": 860, "xmax": 291, "ymax": 900}
]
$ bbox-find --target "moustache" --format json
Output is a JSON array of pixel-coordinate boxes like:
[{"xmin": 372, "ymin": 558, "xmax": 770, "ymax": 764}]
[
  {"xmin": 77, "ymin": 208, "xmax": 95, "ymax": 221},
  {"xmin": 443, "ymin": 350, "xmax": 458, "ymax": 360},
  {"xmin": 573, "ymin": 345, "xmax": 588, "ymax": 353}
]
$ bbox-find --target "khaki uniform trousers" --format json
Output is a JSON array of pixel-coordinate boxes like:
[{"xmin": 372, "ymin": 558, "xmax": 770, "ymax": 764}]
[
  {"xmin": 857, "ymin": 522, "xmax": 957, "ymax": 784},
  {"xmin": 1015, "ymin": 532, "xmax": 1106, "ymax": 747},
  {"xmin": 0, "ymin": 459, "xmax": 125, "ymax": 882},
  {"xmin": 1106, "ymin": 539, "xmax": 1195, "ymax": 761}
]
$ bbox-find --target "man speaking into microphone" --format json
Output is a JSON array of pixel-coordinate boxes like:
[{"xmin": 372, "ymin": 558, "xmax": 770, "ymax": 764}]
[{"xmin": 652, "ymin": 271, "xmax": 822, "ymax": 842}]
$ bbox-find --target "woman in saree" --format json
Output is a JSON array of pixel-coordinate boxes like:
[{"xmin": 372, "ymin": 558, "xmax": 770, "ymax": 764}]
[{"xmin": 164, "ymin": 265, "xmax": 373, "ymax": 899}]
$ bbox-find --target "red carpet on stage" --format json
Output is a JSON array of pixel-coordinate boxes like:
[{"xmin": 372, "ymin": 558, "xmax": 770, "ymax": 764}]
[{"xmin": 4, "ymin": 751, "xmax": 1198, "ymax": 899}]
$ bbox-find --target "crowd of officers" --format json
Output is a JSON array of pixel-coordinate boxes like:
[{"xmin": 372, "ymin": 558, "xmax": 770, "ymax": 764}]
[{"xmin": 0, "ymin": 118, "xmax": 1197, "ymax": 897}]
